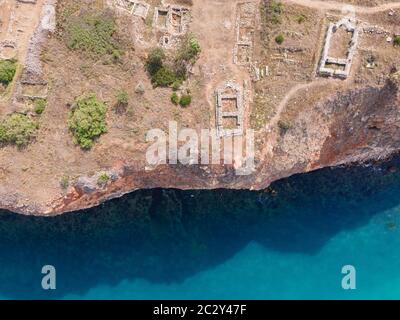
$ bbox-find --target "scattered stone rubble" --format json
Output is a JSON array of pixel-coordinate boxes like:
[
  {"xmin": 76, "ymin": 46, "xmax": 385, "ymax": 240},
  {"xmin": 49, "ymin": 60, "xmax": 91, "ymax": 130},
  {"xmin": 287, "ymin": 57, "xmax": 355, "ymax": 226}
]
[
  {"xmin": 215, "ymin": 82, "xmax": 244, "ymax": 137},
  {"xmin": 319, "ymin": 17, "xmax": 360, "ymax": 79},
  {"xmin": 251, "ymin": 63, "xmax": 268, "ymax": 82}
]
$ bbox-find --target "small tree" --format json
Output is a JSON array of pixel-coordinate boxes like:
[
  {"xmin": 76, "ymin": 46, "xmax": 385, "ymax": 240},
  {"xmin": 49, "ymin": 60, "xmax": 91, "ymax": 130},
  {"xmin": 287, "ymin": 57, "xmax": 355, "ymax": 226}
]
[{"xmin": 146, "ymin": 47, "xmax": 165, "ymax": 76}]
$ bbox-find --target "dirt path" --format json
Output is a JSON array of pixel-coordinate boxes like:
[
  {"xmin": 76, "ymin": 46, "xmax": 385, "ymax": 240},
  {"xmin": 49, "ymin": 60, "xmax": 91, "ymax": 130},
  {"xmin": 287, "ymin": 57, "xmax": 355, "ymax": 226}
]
[
  {"xmin": 266, "ymin": 80, "xmax": 337, "ymax": 130},
  {"xmin": 282, "ymin": 0, "xmax": 400, "ymax": 13}
]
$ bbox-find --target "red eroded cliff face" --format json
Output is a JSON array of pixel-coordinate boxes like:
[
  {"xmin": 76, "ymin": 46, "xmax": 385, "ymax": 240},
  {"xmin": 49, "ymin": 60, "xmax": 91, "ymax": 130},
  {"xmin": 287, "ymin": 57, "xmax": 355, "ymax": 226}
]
[{"xmin": 38, "ymin": 74, "xmax": 400, "ymax": 216}]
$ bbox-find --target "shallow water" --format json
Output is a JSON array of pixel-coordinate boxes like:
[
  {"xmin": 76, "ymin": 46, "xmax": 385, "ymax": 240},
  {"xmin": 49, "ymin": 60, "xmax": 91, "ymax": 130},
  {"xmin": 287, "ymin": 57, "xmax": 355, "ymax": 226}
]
[{"xmin": 1, "ymin": 158, "xmax": 400, "ymax": 299}]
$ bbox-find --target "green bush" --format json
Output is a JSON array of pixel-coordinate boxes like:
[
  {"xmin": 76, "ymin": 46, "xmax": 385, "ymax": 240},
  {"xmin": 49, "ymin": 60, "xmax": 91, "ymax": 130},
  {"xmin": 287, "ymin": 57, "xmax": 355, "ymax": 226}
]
[
  {"xmin": 146, "ymin": 36, "xmax": 200, "ymax": 88},
  {"xmin": 171, "ymin": 92, "xmax": 179, "ymax": 105},
  {"xmin": 179, "ymin": 94, "xmax": 192, "ymax": 107},
  {"xmin": 275, "ymin": 34, "xmax": 285, "ymax": 44},
  {"xmin": 68, "ymin": 95, "xmax": 107, "ymax": 149},
  {"xmin": 65, "ymin": 12, "xmax": 122, "ymax": 61},
  {"xmin": 153, "ymin": 66, "xmax": 177, "ymax": 87},
  {"xmin": 97, "ymin": 172, "xmax": 110, "ymax": 186},
  {"xmin": 0, "ymin": 113, "xmax": 38, "ymax": 147},
  {"xmin": 394, "ymin": 36, "xmax": 400, "ymax": 47},
  {"xmin": 146, "ymin": 47, "xmax": 165, "ymax": 76},
  {"xmin": 34, "ymin": 98, "xmax": 47, "ymax": 114},
  {"xmin": 0, "ymin": 59, "xmax": 17, "ymax": 86}
]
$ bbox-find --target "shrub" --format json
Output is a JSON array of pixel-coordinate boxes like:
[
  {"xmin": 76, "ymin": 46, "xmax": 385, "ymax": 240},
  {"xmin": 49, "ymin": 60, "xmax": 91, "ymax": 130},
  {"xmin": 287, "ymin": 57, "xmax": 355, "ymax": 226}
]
[
  {"xmin": 153, "ymin": 66, "xmax": 177, "ymax": 87},
  {"xmin": 176, "ymin": 34, "xmax": 201, "ymax": 63},
  {"xmin": 174, "ymin": 34, "xmax": 201, "ymax": 79},
  {"xmin": 34, "ymin": 98, "xmax": 47, "ymax": 114},
  {"xmin": 68, "ymin": 95, "xmax": 107, "ymax": 149},
  {"xmin": 60, "ymin": 175, "xmax": 70, "ymax": 189},
  {"xmin": 146, "ymin": 47, "xmax": 165, "ymax": 76},
  {"xmin": 116, "ymin": 90, "xmax": 129, "ymax": 106},
  {"xmin": 97, "ymin": 172, "xmax": 110, "ymax": 186},
  {"xmin": 275, "ymin": 34, "xmax": 285, "ymax": 45},
  {"xmin": 0, "ymin": 113, "xmax": 38, "ymax": 147},
  {"xmin": 65, "ymin": 12, "xmax": 122, "ymax": 61},
  {"xmin": 171, "ymin": 92, "xmax": 179, "ymax": 105},
  {"xmin": 179, "ymin": 94, "xmax": 192, "ymax": 107},
  {"xmin": 146, "ymin": 36, "xmax": 200, "ymax": 88},
  {"xmin": 394, "ymin": 36, "xmax": 400, "ymax": 47},
  {"xmin": 0, "ymin": 59, "xmax": 17, "ymax": 86},
  {"xmin": 297, "ymin": 15, "xmax": 306, "ymax": 24}
]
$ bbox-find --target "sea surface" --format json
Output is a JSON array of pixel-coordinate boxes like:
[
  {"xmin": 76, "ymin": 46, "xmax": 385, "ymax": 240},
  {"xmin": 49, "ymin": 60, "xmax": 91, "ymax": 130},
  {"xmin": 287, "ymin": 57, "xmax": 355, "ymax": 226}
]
[{"xmin": 1, "ymin": 157, "xmax": 400, "ymax": 299}]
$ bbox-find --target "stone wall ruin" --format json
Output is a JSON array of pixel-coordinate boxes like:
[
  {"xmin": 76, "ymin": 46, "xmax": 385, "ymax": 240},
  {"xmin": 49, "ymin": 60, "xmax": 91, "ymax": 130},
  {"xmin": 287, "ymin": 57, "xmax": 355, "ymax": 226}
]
[
  {"xmin": 233, "ymin": 2, "xmax": 257, "ymax": 66},
  {"xmin": 215, "ymin": 82, "xmax": 244, "ymax": 137},
  {"xmin": 16, "ymin": 0, "xmax": 57, "ymax": 103},
  {"xmin": 153, "ymin": 5, "xmax": 190, "ymax": 36},
  {"xmin": 114, "ymin": 0, "xmax": 150, "ymax": 19},
  {"xmin": 319, "ymin": 17, "xmax": 360, "ymax": 79}
]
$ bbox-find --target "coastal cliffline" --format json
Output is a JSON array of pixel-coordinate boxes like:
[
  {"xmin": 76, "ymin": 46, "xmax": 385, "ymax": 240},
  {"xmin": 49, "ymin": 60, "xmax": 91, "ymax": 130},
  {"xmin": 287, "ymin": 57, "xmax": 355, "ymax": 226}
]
[{"xmin": 1, "ymin": 73, "xmax": 397, "ymax": 216}]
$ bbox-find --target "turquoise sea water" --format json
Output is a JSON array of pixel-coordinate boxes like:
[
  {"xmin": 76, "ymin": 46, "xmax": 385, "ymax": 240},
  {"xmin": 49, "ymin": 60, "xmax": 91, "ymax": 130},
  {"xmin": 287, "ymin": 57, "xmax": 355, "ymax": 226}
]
[{"xmin": 1, "ymin": 158, "xmax": 400, "ymax": 299}]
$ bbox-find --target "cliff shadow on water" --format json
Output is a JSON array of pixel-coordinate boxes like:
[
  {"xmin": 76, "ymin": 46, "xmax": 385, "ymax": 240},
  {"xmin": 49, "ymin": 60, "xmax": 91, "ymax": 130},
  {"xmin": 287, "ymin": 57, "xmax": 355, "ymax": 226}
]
[{"xmin": 1, "ymin": 156, "xmax": 400, "ymax": 298}]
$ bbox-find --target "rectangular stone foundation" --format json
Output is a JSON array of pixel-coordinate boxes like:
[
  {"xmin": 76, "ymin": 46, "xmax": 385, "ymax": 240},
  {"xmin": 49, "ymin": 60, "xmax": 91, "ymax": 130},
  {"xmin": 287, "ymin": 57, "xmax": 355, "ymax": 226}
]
[
  {"xmin": 215, "ymin": 82, "xmax": 244, "ymax": 137},
  {"xmin": 318, "ymin": 17, "xmax": 360, "ymax": 79}
]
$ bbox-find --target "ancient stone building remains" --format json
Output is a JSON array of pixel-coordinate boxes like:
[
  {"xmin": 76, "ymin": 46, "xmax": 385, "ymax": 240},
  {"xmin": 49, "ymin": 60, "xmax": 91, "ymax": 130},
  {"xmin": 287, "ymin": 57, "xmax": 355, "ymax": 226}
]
[
  {"xmin": 319, "ymin": 17, "xmax": 360, "ymax": 79},
  {"xmin": 234, "ymin": 2, "xmax": 257, "ymax": 66},
  {"xmin": 215, "ymin": 82, "xmax": 244, "ymax": 137},
  {"xmin": 18, "ymin": 0, "xmax": 57, "ymax": 102},
  {"xmin": 153, "ymin": 5, "xmax": 190, "ymax": 35},
  {"xmin": 114, "ymin": 0, "xmax": 150, "ymax": 19}
]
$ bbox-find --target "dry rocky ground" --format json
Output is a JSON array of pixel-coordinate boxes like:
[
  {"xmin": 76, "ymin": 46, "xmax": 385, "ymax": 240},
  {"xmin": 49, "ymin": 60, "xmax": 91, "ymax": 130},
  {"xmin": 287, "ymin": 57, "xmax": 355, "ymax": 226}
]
[{"xmin": 0, "ymin": 0, "xmax": 399, "ymax": 215}]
